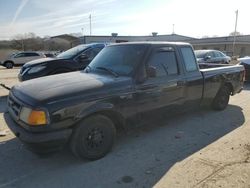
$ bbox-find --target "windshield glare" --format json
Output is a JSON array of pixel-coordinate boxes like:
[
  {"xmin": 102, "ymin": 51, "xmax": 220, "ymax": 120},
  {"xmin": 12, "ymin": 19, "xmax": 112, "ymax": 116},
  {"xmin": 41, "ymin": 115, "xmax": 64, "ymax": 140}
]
[
  {"xmin": 88, "ymin": 45, "xmax": 147, "ymax": 76},
  {"xmin": 57, "ymin": 45, "xmax": 88, "ymax": 59}
]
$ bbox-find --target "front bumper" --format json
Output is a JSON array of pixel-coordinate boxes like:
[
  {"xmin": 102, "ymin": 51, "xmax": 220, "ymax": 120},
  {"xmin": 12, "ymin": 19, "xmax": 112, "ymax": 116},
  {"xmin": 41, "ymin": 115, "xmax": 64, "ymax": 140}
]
[
  {"xmin": 4, "ymin": 112, "xmax": 72, "ymax": 153},
  {"xmin": 18, "ymin": 73, "xmax": 30, "ymax": 82}
]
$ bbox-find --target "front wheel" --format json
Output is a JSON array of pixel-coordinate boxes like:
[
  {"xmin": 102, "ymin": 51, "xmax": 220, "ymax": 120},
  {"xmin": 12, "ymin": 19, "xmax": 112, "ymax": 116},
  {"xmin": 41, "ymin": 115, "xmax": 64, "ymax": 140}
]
[
  {"xmin": 212, "ymin": 86, "xmax": 230, "ymax": 110},
  {"xmin": 70, "ymin": 115, "xmax": 116, "ymax": 160},
  {"xmin": 5, "ymin": 61, "xmax": 14, "ymax": 69}
]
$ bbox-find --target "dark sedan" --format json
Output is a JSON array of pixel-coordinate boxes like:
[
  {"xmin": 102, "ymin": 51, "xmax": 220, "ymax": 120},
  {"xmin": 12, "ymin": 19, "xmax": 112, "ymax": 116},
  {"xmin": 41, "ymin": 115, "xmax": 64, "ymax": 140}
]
[
  {"xmin": 19, "ymin": 43, "xmax": 106, "ymax": 81},
  {"xmin": 195, "ymin": 50, "xmax": 231, "ymax": 64}
]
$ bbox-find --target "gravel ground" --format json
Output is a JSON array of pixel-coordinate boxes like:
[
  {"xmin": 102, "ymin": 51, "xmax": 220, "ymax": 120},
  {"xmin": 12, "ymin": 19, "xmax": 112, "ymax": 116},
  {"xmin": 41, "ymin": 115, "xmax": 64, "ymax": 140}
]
[{"xmin": 0, "ymin": 67, "xmax": 250, "ymax": 188}]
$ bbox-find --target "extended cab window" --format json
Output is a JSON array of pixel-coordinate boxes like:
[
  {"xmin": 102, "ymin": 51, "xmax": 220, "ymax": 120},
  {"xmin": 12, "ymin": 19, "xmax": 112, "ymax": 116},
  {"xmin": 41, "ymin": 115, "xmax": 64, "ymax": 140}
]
[
  {"xmin": 181, "ymin": 47, "xmax": 198, "ymax": 72},
  {"xmin": 148, "ymin": 48, "xmax": 178, "ymax": 77}
]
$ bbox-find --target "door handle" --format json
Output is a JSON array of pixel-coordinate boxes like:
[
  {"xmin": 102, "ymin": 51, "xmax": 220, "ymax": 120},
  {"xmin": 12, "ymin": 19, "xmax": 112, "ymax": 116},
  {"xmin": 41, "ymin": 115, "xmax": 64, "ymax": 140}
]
[{"xmin": 177, "ymin": 80, "xmax": 186, "ymax": 86}]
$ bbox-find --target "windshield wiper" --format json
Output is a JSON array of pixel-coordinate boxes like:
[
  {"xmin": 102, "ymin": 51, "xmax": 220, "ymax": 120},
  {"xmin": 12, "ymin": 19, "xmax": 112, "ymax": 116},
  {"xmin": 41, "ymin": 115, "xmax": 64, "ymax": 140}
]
[{"xmin": 96, "ymin": 67, "xmax": 119, "ymax": 77}]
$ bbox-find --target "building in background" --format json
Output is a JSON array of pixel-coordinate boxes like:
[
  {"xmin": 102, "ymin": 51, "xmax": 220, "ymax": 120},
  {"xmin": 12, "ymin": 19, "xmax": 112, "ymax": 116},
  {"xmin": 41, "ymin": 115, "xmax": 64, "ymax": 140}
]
[
  {"xmin": 79, "ymin": 33, "xmax": 195, "ymax": 44},
  {"xmin": 53, "ymin": 33, "xmax": 250, "ymax": 57}
]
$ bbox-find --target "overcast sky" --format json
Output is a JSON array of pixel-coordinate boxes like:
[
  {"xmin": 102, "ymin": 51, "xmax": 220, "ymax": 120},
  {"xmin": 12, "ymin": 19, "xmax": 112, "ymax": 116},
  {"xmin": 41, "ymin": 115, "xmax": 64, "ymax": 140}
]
[{"xmin": 0, "ymin": 0, "xmax": 249, "ymax": 40}]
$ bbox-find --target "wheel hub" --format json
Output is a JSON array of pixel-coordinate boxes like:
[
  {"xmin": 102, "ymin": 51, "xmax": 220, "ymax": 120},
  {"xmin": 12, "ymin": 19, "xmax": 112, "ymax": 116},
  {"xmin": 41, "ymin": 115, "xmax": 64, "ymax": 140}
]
[{"xmin": 86, "ymin": 128, "xmax": 104, "ymax": 148}]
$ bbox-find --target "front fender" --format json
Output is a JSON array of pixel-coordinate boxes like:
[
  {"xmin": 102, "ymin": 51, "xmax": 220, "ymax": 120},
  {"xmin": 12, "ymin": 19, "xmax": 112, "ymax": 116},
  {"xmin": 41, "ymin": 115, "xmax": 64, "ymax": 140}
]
[
  {"xmin": 75, "ymin": 102, "xmax": 114, "ymax": 120},
  {"xmin": 74, "ymin": 102, "xmax": 126, "ymax": 131}
]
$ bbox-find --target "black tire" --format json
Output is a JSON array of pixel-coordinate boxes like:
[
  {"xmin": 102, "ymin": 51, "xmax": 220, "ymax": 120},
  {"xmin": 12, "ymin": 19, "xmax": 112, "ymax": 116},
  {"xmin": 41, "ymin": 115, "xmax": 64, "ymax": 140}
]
[
  {"xmin": 4, "ymin": 61, "xmax": 14, "ymax": 69},
  {"xmin": 70, "ymin": 114, "xmax": 116, "ymax": 160},
  {"xmin": 212, "ymin": 86, "xmax": 230, "ymax": 110}
]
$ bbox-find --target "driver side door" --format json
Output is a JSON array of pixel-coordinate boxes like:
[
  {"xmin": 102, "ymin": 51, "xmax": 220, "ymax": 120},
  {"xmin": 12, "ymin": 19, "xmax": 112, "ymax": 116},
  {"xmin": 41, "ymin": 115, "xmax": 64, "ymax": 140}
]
[{"xmin": 134, "ymin": 46, "xmax": 186, "ymax": 114}]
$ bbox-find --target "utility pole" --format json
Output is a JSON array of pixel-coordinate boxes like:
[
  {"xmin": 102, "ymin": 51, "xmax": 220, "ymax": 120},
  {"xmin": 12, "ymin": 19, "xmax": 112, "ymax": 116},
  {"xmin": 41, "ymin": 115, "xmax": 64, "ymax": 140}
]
[
  {"xmin": 22, "ymin": 39, "xmax": 24, "ymax": 51},
  {"xmin": 89, "ymin": 14, "xmax": 92, "ymax": 36},
  {"xmin": 172, "ymin": 24, "xmax": 175, "ymax": 34},
  {"xmin": 233, "ymin": 10, "xmax": 238, "ymax": 56}
]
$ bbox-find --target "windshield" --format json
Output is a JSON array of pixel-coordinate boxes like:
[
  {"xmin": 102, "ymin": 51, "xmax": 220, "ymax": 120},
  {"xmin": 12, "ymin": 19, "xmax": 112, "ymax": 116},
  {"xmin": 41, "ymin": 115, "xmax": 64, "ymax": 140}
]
[
  {"xmin": 194, "ymin": 51, "xmax": 207, "ymax": 58},
  {"xmin": 56, "ymin": 45, "xmax": 88, "ymax": 59},
  {"xmin": 88, "ymin": 45, "xmax": 147, "ymax": 76}
]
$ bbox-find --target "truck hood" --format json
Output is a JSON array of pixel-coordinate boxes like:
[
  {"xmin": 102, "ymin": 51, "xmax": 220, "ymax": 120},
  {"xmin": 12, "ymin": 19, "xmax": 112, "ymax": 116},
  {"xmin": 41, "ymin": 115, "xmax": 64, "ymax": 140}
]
[{"xmin": 12, "ymin": 71, "xmax": 131, "ymax": 106}]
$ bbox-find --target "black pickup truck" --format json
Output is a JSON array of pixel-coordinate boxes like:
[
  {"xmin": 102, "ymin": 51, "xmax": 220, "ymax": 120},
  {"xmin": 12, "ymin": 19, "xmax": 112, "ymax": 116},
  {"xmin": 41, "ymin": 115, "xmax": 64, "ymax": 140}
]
[{"xmin": 5, "ymin": 42, "xmax": 244, "ymax": 160}]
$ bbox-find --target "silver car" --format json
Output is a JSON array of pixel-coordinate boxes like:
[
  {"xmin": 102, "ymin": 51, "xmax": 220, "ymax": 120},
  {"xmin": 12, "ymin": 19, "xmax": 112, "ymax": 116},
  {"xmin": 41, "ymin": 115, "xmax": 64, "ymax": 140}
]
[
  {"xmin": 2, "ymin": 52, "xmax": 46, "ymax": 69},
  {"xmin": 195, "ymin": 50, "xmax": 231, "ymax": 64}
]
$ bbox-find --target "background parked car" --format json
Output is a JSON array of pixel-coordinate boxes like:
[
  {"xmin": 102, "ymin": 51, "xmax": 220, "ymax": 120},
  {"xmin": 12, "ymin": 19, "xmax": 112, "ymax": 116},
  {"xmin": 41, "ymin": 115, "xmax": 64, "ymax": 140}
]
[
  {"xmin": 44, "ymin": 53, "xmax": 56, "ymax": 58},
  {"xmin": 19, "ymin": 43, "xmax": 107, "ymax": 81},
  {"xmin": 1, "ymin": 51, "xmax": 46, "ymax": 69},
  {"xmin": 195, "ymin": 50, "xmax": 231, "ymax": 64},
  {"xmin": 238, "ymin": 56, "xmax": 250, "ymax": 81}
]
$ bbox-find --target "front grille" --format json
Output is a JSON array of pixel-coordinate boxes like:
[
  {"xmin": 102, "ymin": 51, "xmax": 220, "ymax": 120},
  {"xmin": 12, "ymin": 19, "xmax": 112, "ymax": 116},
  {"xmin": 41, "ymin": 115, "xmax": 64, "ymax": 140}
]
[{"xmin": 8, "ymin": 94, "xmax": 22, "ymax": 119}]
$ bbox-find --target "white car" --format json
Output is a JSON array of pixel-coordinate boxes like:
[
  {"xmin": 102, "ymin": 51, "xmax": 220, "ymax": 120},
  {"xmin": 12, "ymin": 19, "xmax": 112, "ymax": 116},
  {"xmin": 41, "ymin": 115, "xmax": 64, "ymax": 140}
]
[{"xmin": 2, "ymin": 52, "xmax": 46, "ymax": 69}]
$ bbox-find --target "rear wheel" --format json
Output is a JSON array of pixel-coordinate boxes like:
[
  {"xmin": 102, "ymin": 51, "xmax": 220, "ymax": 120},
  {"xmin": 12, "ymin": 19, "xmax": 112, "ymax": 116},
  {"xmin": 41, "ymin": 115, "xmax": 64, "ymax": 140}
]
[
  {"xmin": 212, "ymin": 85, "xmax": 230, "ymax": 110},
  {"xmin": 4, "ymin": 61, "xmax": 14, "ymax": 69},
  {"xmin": 70, "ymin": 115, "xmax": 116, "ymax": 160}
]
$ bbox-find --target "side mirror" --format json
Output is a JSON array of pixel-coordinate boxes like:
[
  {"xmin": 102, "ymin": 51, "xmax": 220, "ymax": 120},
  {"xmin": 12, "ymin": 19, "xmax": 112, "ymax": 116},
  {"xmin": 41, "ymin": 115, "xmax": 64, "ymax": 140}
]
[
  {"xmin": 147, "ymin": 66, "xmax": 157, "ymax": 78},
  {"xmin": 204, "ymin": 56, "xmax": 211, "ymax": 61}
]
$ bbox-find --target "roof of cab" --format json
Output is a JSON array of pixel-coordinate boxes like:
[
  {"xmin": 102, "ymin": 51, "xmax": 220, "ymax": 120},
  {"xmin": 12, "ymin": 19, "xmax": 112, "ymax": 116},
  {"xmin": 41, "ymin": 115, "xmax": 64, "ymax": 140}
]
[{"xmin": 108, "ymin": 41, "xmax": 191, "ymax": 46}]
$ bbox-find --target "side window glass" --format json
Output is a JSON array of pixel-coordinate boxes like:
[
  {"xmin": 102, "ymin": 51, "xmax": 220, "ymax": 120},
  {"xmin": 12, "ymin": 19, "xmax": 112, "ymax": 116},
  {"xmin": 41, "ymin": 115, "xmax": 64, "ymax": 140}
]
[
  {"xmin": 82, "ymin": 49, "xmax": 95, "ymax": 60},
  {"xmin": 23, "ymin": 53, "xmax": 30, "ymax": 57},
  {"xmin": 15, "ymin": 53, "xmax": 24, "ymax": 58},
  {"xmin": 207, "ymin": 52, "xmax": 214, "ymax": 58},
  {"xmin": 93, "ymin": 47, "xmax": 103, "ymax": 56},
  {"xmin": 27, "ymin": 53, "xmax": 39, "ymax": 57},
  {"xmin": 148, "ymin": 49, "xmax": 178, "ymax": 77},
  {"xmin": 180, "ymin": 47, "xmax": 198, "ymax": 72},
  {"xmin": 219, "ymin": 52, "xmax": 225, "ymax": 57},
  {"xmin": 216, "ymin": 51, "xmax": 224, "ymax": 58}
]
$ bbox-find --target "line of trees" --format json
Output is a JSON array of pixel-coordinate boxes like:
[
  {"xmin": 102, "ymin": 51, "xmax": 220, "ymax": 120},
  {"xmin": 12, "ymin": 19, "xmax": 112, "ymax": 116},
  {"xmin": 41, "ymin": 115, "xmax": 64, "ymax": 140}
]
[{"xmin": 0, "ymin": 33, "xmax": 73, "ymax": 51}]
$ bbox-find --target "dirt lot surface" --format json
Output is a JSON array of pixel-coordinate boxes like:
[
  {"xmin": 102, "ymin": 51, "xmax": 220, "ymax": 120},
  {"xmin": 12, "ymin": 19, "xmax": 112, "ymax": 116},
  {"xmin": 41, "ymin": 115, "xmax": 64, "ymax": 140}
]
[{"xmin": 0, "ymin": 67, "xmax": 250, "ymax": 188}]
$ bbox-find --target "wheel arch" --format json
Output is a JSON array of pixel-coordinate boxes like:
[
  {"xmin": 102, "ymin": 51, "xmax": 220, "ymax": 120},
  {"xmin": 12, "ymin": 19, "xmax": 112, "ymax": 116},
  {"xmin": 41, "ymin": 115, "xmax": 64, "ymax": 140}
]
[
  {"xmin": 4, "ymin": 60, "xmax": 14, "ymax": 65},
  {"xmin": 74, "ymin": 103, "xmax": 126, "ymax": 131}
]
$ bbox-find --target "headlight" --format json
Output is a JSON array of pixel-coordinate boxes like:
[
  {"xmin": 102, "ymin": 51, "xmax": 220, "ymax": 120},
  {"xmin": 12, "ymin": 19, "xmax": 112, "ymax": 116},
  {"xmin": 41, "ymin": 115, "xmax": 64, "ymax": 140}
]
[
  {"xmin": 20, "ymin": 107, "xmax": 48, "ymax": 126},
  {"xmin": 28, "ymin": 65, "xmax": 46, "ymax": 74}
]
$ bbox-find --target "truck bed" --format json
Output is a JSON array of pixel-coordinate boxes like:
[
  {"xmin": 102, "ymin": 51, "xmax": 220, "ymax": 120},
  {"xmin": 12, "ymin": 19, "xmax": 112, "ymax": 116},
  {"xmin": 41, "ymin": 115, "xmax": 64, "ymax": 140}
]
[{"xmin": 200, "ymin": 64, "xmax": 244, "ymax": 104}]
